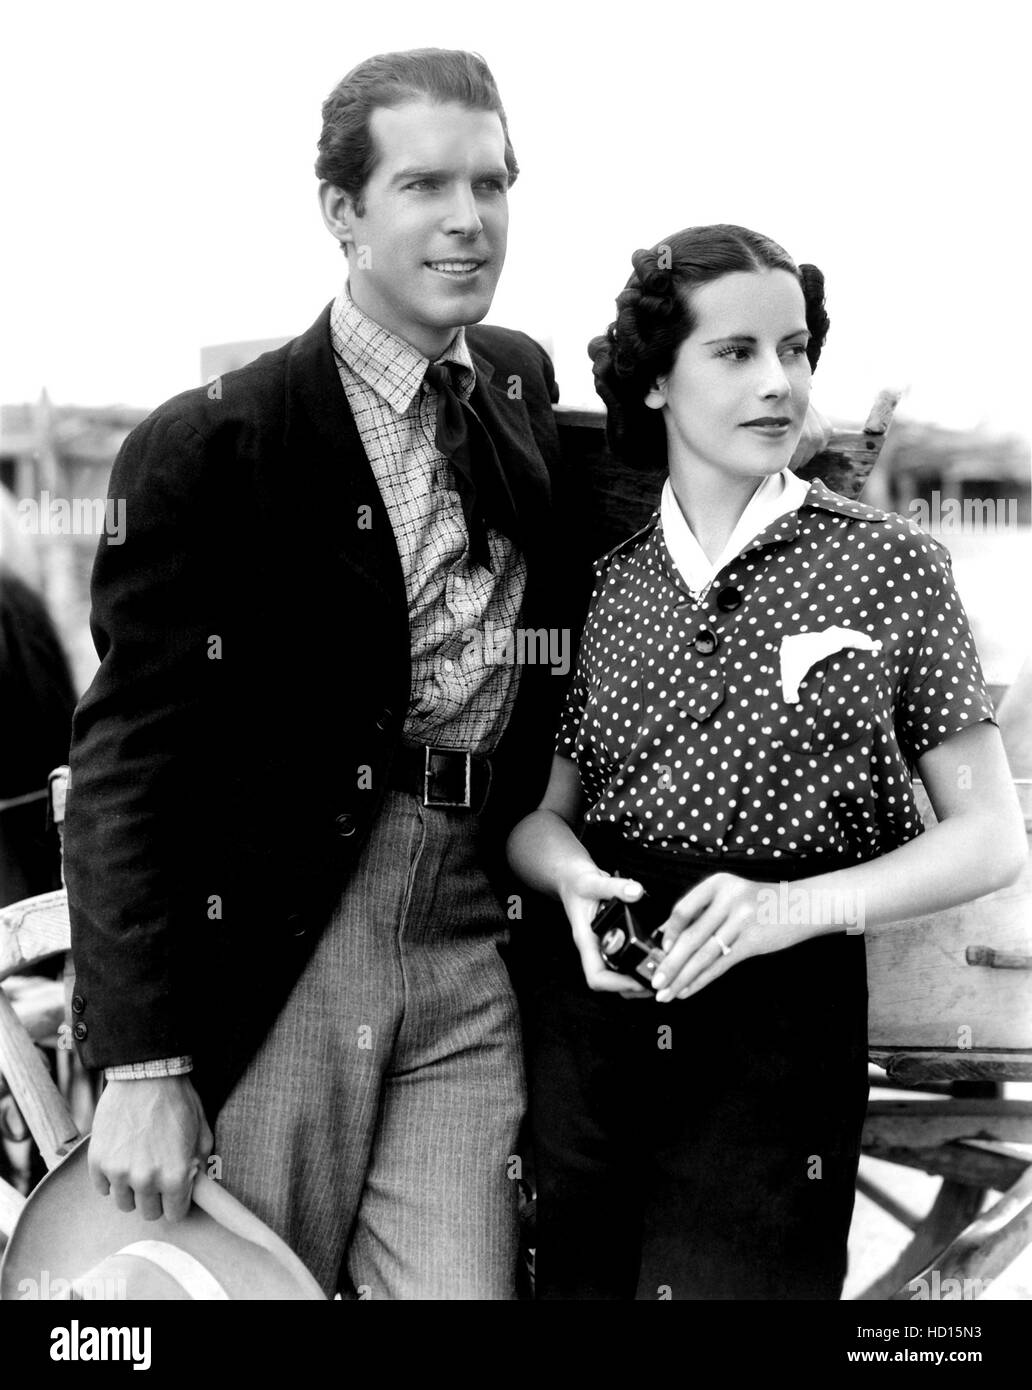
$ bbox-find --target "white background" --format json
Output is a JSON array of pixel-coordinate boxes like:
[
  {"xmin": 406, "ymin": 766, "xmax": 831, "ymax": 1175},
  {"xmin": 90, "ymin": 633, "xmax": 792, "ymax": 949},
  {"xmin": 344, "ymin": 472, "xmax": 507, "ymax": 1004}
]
[{"xmin": 1, "ymin": 0, "xmax": 1028, "ymax": 436}]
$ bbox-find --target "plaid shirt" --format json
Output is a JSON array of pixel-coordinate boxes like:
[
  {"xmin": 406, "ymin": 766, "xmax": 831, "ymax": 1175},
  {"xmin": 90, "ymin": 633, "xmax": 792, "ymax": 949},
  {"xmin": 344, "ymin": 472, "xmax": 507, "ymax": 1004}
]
[{"xmin": 330, "ymin": 286, "xmax": 526, "ymax": 753}]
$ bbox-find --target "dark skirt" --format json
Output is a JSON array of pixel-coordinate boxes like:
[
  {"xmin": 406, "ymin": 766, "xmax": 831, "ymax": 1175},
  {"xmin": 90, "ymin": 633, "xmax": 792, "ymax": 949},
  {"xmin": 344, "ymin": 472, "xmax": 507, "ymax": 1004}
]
[{"xmin": 522, "ymin": 829, "xmax": 870, "ymax": 1301}]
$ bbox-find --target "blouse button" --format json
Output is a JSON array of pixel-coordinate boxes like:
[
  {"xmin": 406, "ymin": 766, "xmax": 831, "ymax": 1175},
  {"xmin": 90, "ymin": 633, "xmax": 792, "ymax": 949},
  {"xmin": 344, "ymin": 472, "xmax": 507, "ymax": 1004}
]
[
  {"xmin": 716, "ymin": 585, "xmax": 742, "ymax": 612},
  {"xmin": 693, "ymin": 627, "xmax": 720, "ymax": 656}
]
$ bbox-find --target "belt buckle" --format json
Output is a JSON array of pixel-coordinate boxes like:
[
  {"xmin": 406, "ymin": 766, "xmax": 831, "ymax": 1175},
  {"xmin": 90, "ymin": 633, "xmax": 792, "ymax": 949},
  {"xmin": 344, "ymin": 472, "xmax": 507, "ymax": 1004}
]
[{"xmin": 422, "ymin": 747, "xmax": 472, "ymax": 809}]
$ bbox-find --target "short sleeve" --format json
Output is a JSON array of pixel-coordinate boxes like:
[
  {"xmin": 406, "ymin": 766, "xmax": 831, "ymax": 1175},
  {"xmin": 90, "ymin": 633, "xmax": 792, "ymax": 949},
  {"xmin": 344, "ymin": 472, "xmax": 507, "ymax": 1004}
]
[
  {"xmin": 555, "ymin": 563, "xmax": 608, "ymax": 757},
  {"xmin": 555, "ymin": 647, "xmax": 590, "ymax": 757},
  {"xmin": 894, "ymin": 545, "xmax": 996, "ymax": 768}
]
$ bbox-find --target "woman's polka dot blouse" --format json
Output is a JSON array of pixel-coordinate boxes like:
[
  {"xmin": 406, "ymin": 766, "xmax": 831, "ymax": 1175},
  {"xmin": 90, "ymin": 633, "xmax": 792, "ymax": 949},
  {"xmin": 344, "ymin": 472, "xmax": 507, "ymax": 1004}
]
[{"xmin": 557, "ymin": 477, "xmax": 996, "ymax": 862}]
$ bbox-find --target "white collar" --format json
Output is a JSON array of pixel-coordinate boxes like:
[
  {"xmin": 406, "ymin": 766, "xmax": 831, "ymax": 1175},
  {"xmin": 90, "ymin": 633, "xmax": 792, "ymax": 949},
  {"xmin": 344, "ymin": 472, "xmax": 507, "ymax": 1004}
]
[{"xmin": 660, "ymin": 468, "xmax": 810, "ymax": 597}]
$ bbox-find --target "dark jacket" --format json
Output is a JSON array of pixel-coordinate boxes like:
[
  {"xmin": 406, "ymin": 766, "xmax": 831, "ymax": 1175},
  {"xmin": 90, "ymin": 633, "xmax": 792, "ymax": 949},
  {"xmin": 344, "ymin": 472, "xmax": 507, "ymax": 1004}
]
[{"xmin": 64, "ymin": 303, "xmax": 583, "ymax": 1115}]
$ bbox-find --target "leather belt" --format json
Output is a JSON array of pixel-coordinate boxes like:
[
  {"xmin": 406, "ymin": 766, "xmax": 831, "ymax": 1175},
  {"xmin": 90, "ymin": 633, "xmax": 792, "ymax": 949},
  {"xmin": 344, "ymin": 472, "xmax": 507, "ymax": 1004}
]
[{"xmin": 387, "ymin": 743, "xmax": 493, "ymax": 811}]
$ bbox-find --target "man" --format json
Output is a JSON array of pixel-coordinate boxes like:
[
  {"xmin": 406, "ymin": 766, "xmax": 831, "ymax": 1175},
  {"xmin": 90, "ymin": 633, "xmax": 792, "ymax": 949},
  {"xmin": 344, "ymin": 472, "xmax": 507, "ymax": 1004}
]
[{"xmin": 64, "ymin": 48, "xmax": 580, "ymax": 1300}]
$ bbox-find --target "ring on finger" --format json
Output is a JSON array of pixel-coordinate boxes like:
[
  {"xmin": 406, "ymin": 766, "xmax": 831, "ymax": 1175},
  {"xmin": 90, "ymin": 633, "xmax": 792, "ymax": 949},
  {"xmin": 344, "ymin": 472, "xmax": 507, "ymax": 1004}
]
[{"xmin": 712, "ymin": 932, "xmax": 732, "ymax": 957}]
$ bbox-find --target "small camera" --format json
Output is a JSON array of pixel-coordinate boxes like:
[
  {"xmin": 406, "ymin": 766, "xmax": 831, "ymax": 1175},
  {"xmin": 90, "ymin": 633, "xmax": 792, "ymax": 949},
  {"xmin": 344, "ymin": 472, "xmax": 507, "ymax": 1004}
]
[{"xmin": 592, "ymin": 891, "xmax": 668, "ymax": 984}]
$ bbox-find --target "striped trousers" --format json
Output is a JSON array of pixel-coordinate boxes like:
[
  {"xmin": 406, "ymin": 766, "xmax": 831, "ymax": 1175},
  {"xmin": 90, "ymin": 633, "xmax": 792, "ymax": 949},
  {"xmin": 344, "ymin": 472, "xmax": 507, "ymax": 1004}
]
[{"xmin": 214, "ymin": 790, "xmax": 525, "ymax": 1299}]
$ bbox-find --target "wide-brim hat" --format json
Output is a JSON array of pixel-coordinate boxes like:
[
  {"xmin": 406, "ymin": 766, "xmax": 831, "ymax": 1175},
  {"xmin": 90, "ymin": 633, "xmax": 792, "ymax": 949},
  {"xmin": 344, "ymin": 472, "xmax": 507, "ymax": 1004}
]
[{"xmin": 1, "ymin": 1138, "xmax": 325, "ymax": 1300}]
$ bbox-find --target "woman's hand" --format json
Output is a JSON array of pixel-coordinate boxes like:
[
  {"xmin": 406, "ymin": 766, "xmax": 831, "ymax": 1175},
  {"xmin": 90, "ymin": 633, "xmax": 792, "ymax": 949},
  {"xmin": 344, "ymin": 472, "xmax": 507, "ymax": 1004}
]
[
  {"xmin": 557, "ymin": 863, "xmax": 653, "ymax": 998},
  {"xmin": 650, "ymin": 872, "xmax": 802, "ymax": 1002}
]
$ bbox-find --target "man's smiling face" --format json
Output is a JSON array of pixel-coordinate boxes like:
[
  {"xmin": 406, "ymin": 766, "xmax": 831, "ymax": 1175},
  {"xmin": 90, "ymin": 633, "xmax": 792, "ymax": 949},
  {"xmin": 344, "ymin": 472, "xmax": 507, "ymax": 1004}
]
[{"xmin": 333, "ymin": 99, "xmax": 510, "ymax": 360}]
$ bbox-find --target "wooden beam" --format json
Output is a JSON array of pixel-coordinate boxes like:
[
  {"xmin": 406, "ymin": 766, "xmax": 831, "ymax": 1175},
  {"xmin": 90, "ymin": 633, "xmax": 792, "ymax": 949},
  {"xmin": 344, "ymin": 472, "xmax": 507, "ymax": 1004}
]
[
  {"xmin": 0, "ymin": 890, "xmax": 70, "ymax": 982},
  {"xmin": 863, "ymin": 1099, "xmax": 1032, "ymax": 1153},
  {"xmin": 871, "ymin": 1051, "xmax": 1032, "ymax": 1086},
  {"xmin": 889, "ymin": 1165, "xmax": 1032, "ymax": 1299},
  {"xmin": 7, "ymin": 978, "xmax": 66, "ymax": 1044},
  {"xmin": 0, "ymin": 988, "xmax": 79, "ymax": 1169},
  {"xmin": 863, "ymin": 1142, "xmax": 1029, "ymax": 1191},
  {"xmin": 856, "ymin": 1181, "xmax": 985, "ymax": 1301}
]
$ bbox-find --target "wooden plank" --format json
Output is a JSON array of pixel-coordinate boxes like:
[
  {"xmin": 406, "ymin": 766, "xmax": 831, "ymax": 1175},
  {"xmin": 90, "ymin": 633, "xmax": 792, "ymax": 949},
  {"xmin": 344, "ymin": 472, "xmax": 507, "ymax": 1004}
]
[
  {"xmin": 863, "ymin": 1099, "xmax": 1032, "ymax": 1152},
  {"xmin": 866, "ymin": 781, "xmax": 1032, "ymax": 1055},
  {"xmin": 48, "ymin": 765, "xmax": 69, "ymax": 827},
  {"xmin": 0, "ymin": 988, "xmax": 79, "ymax": 1169},
  {"xmin": 889, "ymin": 1164, "xmax": 1032, "ymax": 1299},
  {"xmin": 0, "ymin": 890, "xmax": 70, "ymax": 981},
  {"xmin": 552, "ymin": 404, "xmax": 607, "ymax": 432},
  {"xmin": 858, "ymin": 1181, "xmax": 985, "ymax": 1301},
  {"xmin": 871, "ymin": 1051, "xmax": 1032, "ymax": 1086},
  {"xmin": 7, "ymin": 978, "xmax": 66, "ymax": 1044},
  {"xmin": 862, "ymin": 1142, "xmax": 1028, "ymax": 1191}
]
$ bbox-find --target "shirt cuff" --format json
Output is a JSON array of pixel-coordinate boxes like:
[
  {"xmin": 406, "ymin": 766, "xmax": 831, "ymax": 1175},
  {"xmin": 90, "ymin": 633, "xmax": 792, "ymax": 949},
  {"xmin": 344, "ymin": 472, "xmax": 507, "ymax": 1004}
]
[{"xmin": 104, "ymin": 1056, "xmax": 193, "ymax": 1081}]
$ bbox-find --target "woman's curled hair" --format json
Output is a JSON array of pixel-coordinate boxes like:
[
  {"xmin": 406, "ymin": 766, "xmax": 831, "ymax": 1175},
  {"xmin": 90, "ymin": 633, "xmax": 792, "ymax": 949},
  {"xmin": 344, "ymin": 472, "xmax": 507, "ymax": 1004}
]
[{"xmin": 588, "ymin": 224, "xmax": 830, "ymax": 466}]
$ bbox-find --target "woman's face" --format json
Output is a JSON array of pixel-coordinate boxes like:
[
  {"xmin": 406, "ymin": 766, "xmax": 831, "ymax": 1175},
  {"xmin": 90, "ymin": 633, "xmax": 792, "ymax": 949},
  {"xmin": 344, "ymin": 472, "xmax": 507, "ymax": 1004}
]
[{"xmin": 646, "ymin": 268, "xmax": 812, "ymax": 482}]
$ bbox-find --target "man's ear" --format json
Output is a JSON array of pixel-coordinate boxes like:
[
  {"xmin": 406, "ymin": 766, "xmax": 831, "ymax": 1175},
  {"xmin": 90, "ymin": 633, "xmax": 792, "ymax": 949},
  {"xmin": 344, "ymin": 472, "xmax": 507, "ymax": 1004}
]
[
  {"xmin": 318, "ymin": 180, "xmax": 358, "ymax": 248},
  {"xmin": 644, "ymin": 379, "xmax": 667, "ymax": 411}
]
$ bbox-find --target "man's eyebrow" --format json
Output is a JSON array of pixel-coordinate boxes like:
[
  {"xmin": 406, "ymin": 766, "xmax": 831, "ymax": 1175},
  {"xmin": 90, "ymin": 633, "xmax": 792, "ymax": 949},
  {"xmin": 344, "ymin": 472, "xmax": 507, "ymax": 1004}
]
[
  {"xmin": 702, "ymin": 329, "xmax": 811, "ymax": 345},
  {"xmin": 391, "ymin": 167, "xmax": 446, "ymax": 184},
  {"xmin": 390, "ymin": 166, "xmax": 510, "ymax": 184}
]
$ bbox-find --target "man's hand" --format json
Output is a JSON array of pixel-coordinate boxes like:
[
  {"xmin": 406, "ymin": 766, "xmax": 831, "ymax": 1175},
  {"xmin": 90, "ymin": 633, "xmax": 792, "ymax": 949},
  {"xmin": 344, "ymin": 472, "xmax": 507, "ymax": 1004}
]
[
  {"xmin": 87, "ymin": 1075, "xmax": 213, "ymax": 1223},
  {"xmin": 790, "ymin": 402, "xmax": 833, "ymax": 469},
  {"xmin": 557, "ymin": 864, "xmax": 652, "ymax": 998}
]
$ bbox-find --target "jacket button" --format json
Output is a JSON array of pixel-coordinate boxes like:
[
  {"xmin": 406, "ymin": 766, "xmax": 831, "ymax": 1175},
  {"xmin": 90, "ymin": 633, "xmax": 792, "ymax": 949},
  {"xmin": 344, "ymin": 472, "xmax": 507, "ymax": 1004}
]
[
  {"xmin": 716, "ymin": 585, "xmax": 742, "ymax": 612},
  {"xmin": 72, "ymin": 1022, "xmax": 88, "ymax": 1042},
  {"xmin": 335, "ymin": 813, "xmax": 357, "ymax": 837},
  {"xmin": 286, "ymin": 913, "xmax": 306, "ymax": 937},
  {"xmin": 375, "ymin": 707, "xmax": 392, "ymax": 732},
  {"xmin": 71, "ymin": 994, "xmax": 86, "ymax": 1014}
]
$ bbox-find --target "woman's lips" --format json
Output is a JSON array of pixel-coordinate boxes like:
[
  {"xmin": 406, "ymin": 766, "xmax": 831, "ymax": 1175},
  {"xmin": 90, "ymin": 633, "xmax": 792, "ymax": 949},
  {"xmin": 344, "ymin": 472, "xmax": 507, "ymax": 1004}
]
[{"xmin": 741, "ymin": 418, "xmax": 792, "ymax": 436}]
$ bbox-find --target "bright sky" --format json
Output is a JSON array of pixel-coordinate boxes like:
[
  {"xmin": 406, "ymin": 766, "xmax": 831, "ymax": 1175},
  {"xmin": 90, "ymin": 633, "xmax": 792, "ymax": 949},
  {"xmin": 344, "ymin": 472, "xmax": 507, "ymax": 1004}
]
[{"xmin": 2, "ymin": 0, "xmax": 1028, "ymax": 438}]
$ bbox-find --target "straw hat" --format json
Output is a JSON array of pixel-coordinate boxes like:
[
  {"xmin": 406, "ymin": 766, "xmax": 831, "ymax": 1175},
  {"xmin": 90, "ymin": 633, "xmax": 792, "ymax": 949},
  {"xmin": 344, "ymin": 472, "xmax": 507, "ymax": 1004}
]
[{"xmin": 1, "ymin": 1138, "xmax": 325, "ymax": 1300}]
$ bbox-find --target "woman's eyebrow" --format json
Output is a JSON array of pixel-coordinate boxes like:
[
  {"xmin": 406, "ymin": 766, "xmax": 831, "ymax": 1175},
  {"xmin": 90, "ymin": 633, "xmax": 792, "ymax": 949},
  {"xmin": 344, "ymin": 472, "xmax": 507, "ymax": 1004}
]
[{"xmin": 702, "ymin": 329, "xmax": 811, "ymax": 345}]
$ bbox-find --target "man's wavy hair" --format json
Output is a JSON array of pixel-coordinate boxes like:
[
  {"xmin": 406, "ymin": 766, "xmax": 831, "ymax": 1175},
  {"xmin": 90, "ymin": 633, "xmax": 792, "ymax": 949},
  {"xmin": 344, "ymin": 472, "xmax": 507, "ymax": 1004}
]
[
  {"xmin": 588, "ymin": 224, "xmax": 830, "ymax": 467},
  {"xmin": 315, "ymin": 49, "xmax": 518, "ymax": 217}
]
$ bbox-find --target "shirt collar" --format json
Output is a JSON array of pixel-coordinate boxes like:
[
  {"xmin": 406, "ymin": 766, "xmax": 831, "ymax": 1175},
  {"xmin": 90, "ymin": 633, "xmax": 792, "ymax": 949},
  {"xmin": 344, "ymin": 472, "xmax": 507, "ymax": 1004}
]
[
  {"xmin": 596, "ymin": 471, "xmax": 893, "ymax": 582},
  {"xmin": 329, "ymin": 283, "xmax": 476, "ymax": 414},
  {"xmin": 660, "ymin": 468, "xmax": 810, "ymax": 596},
  {"xmin": 798, "ymin": 473, "xmax": 892, "ymax": 521}
]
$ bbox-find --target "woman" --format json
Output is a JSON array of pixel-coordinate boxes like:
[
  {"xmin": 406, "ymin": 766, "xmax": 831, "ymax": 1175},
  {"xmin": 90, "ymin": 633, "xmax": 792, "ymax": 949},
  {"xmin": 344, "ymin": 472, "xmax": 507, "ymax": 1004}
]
[{"xmin": 507, "ymin": 224, "xmax": 1026, "ymax": 1300}]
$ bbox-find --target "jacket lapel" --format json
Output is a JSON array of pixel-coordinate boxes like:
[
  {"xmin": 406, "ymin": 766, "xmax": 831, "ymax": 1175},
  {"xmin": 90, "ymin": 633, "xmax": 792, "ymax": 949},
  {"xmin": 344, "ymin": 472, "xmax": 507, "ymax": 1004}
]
[
  {"xmin": 283, "ymin": 303, "xmax": 408, "ymax": 614},
  {"xmin": 467, "ymin": 344, "xmax": 553, "ymax": 566}
]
